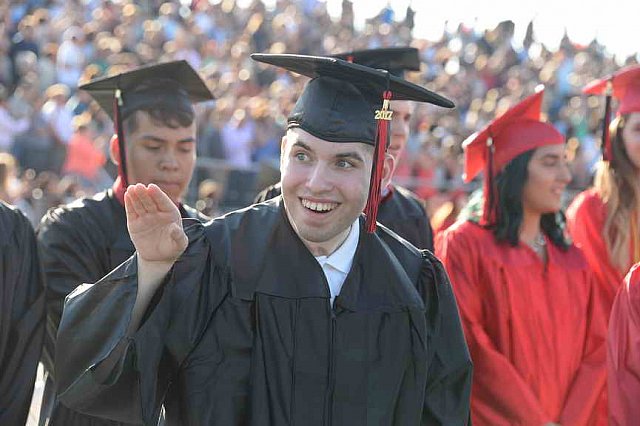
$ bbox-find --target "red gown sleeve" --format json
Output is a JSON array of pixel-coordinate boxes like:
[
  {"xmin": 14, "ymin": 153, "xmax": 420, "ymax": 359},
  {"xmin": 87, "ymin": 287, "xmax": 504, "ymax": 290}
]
[
  {"xmin": 567, "ymin": 190, "xmax": 623, "ymax": 312},
  {"xmin": 559, "ymin": 272, "xmax": 607, "ymax": 425},
  {"xmin": 436, "ymin": 226, "xmax": 549, "ymax": 424},
  {"xmin": 608, "ymin": 264, "xmax": 640, "ymax": 426}
]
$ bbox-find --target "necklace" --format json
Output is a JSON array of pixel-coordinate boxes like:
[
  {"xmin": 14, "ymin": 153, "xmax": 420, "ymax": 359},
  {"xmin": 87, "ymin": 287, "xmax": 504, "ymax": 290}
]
[{"xmin": 529, "ymin": 233, "xmax": 546, "ymax": 253}]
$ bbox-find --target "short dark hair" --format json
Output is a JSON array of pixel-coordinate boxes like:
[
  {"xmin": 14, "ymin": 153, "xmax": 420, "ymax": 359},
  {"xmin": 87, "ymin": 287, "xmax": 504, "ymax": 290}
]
[
  {"xmin": 493, "ymin": 148, "xmax": 570, "ymax": 250},
  {"xmin": 122, "ymin": 80, "xmax": 196, "ymax": 136},
  {"xmin": 122, "ymin": 103, "xmax": 195, "ymax": 136}
]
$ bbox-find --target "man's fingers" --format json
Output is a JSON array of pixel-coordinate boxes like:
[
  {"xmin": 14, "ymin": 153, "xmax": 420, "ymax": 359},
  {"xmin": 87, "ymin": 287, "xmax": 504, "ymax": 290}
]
[
  {"xmin": 137, "ymin": 186, "xmax": 159, "ymax": 214},
  {"xmin": 126, "ymin": 185, "xmax": 148, "ymax": 218},
  {"xmin": 124, "ymin": 189, "xmax": 139, "ymax": 220},
  {"xmin": 148, "ymin": 183, "xmax": 179, "ymax": 214}
]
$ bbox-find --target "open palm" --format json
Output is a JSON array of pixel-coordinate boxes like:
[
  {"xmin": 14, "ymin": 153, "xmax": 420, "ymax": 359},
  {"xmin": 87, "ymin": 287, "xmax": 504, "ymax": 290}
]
[{"xmin": 125, "ymin": 183, "xmax": 188, "ymax": 263}]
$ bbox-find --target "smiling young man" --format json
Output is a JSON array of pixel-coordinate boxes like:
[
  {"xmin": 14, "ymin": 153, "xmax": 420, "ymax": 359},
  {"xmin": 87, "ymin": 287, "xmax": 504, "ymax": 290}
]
[
  {"xmin": 36, "ymin": 61, "xmax": 212, "ymax": 425},
  {"xmin": 53, "ymin": 54, "xmax": 472, "ymax": 425},
  {"xmin": 436, "ymin": 88, "xmax": 606, "ymax": 425},
  {"xmin": 256, "ymin": 47, "xmax": 435, "ymax": 250}
]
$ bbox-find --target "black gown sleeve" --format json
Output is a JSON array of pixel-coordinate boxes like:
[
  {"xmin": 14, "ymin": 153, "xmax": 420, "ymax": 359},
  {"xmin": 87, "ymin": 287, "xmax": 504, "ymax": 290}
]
[
  {"xmin": 55, "ymin": 222, "xmax": 230, "ymax": 425},
  {"xmin": 0, "ymin": 205, "xmax": 45, "ymax": 425},
  {"xmin": 37, "ymin": 207, "xmax": 113, "ymax": 377},
  {"xmin": 418, "ymin": 250, "xmax": 472, "ymax": 425}
]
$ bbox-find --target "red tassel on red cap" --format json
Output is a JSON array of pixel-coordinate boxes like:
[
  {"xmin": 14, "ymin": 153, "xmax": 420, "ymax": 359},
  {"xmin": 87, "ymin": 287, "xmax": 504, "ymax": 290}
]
[
  {"xmin": 602, "ymin": 79, "xmax": 613, "ymax": 162},
  {"xmin": 481, "ymin": 134, "xmax": 497, "ymax": 226},
  {"xmin": 364, "ymin": 90, "xmax": 393, "ymax": 233}
]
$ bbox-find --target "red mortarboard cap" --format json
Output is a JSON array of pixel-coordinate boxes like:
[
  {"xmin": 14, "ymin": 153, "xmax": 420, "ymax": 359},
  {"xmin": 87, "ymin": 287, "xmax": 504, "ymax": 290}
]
[
  {"xmin": 583, "ymin": 65, "xmax": 640, "ymax": 161},
  {"xmin": 463, "ymin": 87, "xmax": 564, "ymax": 182},
  {"xmin": 462, "ymin": 87, "xmax": 564, "ymax": 224},
  {"xmin": 583, "ymin": 64, "xmax": 640, "ymax": 115}
]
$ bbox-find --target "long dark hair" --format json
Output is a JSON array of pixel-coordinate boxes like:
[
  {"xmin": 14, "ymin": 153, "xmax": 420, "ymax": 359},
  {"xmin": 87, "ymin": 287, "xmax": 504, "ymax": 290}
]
[
  {"xmin": 492, "ymin": 149, "xmax": 570, "ymax": 249},
  {"xmin": 594, "ymin": 115, "xmax": 640, "ymax": 272}
]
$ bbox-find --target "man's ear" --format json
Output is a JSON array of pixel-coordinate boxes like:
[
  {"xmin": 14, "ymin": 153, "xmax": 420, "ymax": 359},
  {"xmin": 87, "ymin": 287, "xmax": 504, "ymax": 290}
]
[
  {"xmin": 381, "ymin": 152, "xmax": 395, "ymax": 190},
  {"xmin": 109, "ymin": 135, "xmax": 120, "ymax": 165}
]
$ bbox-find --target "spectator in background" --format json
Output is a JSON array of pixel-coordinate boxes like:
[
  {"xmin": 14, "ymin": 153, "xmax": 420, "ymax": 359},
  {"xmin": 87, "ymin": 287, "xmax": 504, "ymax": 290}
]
[
  {"xmin": 222, "ymin": 108, "xmax": 255, "ymax": 168},
  {"xmin": 62, "ymin": 112, "xmax": 108, "ymax": 190},
  {"xmin": 9, "ymin": 16, "xmax": 38, "ymax": 86},
  {"xmin": 56, "ymin": 26, "xmax": 85, "ymax": 89},
  {"xmin": 0, "ymin": 83, "xmax": 29, "ymax": 153},
  {"xmin": 41, "ymin": 83, "xmax": 73, "ymax": 172}
]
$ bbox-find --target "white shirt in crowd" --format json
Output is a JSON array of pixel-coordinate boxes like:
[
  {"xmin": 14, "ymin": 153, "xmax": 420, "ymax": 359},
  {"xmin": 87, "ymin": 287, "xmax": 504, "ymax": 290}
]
[
  {"xmin": 314, "ymin": 218, "xmax": 360, "ymax": 306},
  {"xmin": 41, "ymin": 101, "xmax": 74, "ymax": 144},
  {"xmin": 0, "ymin": 106, "xmax": 29, "ymax": 152}
]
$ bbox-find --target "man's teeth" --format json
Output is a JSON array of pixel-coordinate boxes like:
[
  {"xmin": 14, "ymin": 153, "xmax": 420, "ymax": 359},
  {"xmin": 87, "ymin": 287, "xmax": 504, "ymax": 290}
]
[{"xmin": 301, "ymin": 199, "xmax": 338, "ymax": 212}]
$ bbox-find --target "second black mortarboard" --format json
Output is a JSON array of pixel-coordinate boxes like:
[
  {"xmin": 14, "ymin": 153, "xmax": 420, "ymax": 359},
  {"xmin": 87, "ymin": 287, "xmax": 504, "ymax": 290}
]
[{"xmin": 331, "ymin": 47, "xmax": 420, "ymax": 77}]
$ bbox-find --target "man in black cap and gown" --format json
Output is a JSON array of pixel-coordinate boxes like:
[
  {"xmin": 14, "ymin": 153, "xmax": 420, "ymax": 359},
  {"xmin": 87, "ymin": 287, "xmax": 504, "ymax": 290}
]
[
  {"xmin": 0, "ymin": 201, "xmax": 45, "ymax": 425},
  {"xmin": 256, "ymin": 48, "xmax": 434, "ymax": 250},
  {"xmin": 37, "ymin": 60, "xmax": 211, "ymax": 425},
  {"xmin": 54, "ymin": 54, "xmax": 472, "ymax": 425}
]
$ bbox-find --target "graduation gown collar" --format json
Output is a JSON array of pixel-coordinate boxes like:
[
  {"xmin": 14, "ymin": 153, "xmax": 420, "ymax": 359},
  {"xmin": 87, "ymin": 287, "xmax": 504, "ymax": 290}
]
[{"xmin": 229, "ymin": 198, "xmax": 424, "ymax": 312}]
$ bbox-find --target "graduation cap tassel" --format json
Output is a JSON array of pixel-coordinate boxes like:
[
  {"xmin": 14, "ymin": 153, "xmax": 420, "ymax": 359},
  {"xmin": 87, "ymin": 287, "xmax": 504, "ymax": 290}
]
[
  {"xmin": 364, "ymin": 90, "xmax": 393, "ymax": 233},
  {"xmin": 482, "ymin": 136, "xmax": 496, "ymax": 226},
  {"xmin": 113, "ymin": 88, "xmax": 128, "ymax": 186},
  {"xmin": 602, "ymin": 79, "xmax": 613, "ymax": 162}
]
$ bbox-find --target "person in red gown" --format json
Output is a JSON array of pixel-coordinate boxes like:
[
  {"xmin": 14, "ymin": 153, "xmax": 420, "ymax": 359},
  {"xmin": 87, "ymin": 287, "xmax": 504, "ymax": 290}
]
[
  {"xmin": 567, "ymin": 65, "xmax": 640, "ymax": 317},
  {"xmin": 608, "ymin": 264, "xmax": 640, "ymax": 425},
  {"xmin": 436, "ymin": 88, "xmax": 607, "ymax": 425}
]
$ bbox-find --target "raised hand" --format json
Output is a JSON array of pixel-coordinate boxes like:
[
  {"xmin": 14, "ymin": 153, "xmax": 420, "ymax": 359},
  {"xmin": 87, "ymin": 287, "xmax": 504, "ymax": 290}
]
[{"xmin": 125, "ymin": 183, "xmax": 188, "ymax": 263}]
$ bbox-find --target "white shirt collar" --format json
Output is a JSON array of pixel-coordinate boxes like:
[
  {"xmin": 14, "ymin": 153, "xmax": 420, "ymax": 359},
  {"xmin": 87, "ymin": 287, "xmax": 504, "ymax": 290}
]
[{"xmin": 315, "ymin": 218, "xmax": 360, "ymax": 274}]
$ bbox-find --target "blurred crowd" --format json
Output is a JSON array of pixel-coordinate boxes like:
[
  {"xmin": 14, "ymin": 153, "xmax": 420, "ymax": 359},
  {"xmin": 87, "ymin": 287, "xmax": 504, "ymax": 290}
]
[{"xmin": 1, "ymin": 0, "xmax": 638, "ymax": 225}]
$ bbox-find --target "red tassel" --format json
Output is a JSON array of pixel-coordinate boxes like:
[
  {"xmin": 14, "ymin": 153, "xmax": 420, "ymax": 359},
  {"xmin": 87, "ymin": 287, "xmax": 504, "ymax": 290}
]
[
  {"xmin": 364, "ymin": 90, "xmax": 393, "ymax": 233},
  {"xmin": 602, "ymin": 79, "xmax": 613, "ymax": 162},
  {"xmin": 481, "ymin": 135, "xmax": 496, "ymax": 226},
  {"xmin": 113, "ymin": 88, "xmax": 128, "ymax": 186}
]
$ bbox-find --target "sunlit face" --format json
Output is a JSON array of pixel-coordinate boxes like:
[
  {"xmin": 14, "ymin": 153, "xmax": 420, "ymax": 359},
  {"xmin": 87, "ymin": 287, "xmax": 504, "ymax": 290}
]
[
  {"xmin": 522, "ymin": 144, "xmax": 571, "ymax": 215},
  {"xmin": 280, "ymin": 128, "xmax": 392, "ymax": 255},
  {"xmin": 387, "ymin": 100, "xmax": 413, "ymax": 174},
  {"xmin": 111, "ymin": 111, "xmax": 196, "ymax": 203},
  {"xmin": 622, "ymin": 112, "xmax": 640, "ymax": 170}
]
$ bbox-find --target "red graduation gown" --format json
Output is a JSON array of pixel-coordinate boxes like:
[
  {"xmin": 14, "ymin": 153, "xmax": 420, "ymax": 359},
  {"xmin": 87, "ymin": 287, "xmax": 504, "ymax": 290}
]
[
  {"xmin": 436, "ymin": 220, "xmax": 606, "ymax": 425},
  {"xmin": 566, "ymin": 189, "xmax": 630, "ymax": 315},
  {"xmin": 608, "ymin": 264, "xmax": 640, "ymax": 425}
]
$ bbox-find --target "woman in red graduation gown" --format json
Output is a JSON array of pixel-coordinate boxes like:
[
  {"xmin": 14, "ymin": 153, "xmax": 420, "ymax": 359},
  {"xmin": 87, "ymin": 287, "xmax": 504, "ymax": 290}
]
[
  {"xmin": 608, "ymin": 264, "xmax": 640, "ymax": 425},
  {"xmin": 567, "ymin": 65, "xmax": 640, "ymax": 316},
  {"xmin": 437, "ymin": 88, "xmax": 607, "ymax": 425}
]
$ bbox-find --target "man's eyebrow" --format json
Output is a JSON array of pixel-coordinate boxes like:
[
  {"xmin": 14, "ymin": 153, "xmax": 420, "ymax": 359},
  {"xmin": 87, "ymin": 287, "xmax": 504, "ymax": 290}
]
[
  {"xmin": 138, "ymin": 135, "xmax": 195, "ymax": 143},
  {"xmin": 335, "ymin": 152, "xmax": 365, "ymax": 163},
  {"xmin": 139, "ymin": 134, "xmax": 167, "ymax": 143},
  {"xmin": 292, "ymin": 141, "xmax": 313, "ymax": 151}
]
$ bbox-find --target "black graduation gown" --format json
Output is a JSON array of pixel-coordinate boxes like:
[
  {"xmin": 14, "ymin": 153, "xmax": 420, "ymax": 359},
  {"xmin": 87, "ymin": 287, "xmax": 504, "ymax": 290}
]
[
  {"xmin": 37, "ymin": 189, "xmax": 207, "ymax": 425},
  {"xmin": 255, "ymin": 183, "xmax": 434, "ymax": 251},
  {"xmin": 54, "ymin": 198, "xmax": 472, "ymax": 425},
  {"xmin": 0, "ymin": 201, "xmax": 45, "ymax": 426}
]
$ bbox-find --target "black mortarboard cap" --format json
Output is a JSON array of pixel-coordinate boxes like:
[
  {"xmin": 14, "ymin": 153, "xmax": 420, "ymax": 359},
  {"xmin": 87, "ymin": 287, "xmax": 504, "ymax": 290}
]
[
  {"xmin": 331, "ymin": 47, "xmax": 420, "ymax": 77},
  {"xmin": 79, "ymin": 60, "xmax": 214, "ymax": 187},
  {"xmin": 79, "ymin": 60, "xmax": 213, "ymax": 121},
  {"xmin": 251, "ymin": 53, "xmax": 454, "ymax": 232}
]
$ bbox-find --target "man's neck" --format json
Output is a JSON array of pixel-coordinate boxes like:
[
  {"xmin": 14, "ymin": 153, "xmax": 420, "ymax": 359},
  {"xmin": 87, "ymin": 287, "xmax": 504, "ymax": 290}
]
[{"xmin": 305, "ymin": 226, "xmax": 352, "ymax": 257}]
